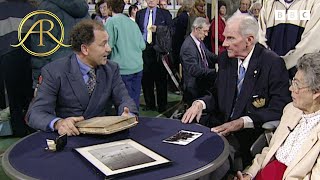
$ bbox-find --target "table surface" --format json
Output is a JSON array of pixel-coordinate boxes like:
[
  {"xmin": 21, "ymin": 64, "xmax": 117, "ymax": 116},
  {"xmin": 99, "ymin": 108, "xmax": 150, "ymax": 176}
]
[{"xmin": 2, "ymin": 117, "xmax": 229, "ymax": 180}]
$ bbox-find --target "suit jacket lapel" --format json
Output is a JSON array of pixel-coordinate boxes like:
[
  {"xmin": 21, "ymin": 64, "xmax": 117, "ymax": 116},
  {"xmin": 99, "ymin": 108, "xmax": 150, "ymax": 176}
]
[
  {"xmin": 232, "ymin": 47, "xmax": 260, "ymax": 118},
  {"xmin": 83, "ymin": 66, "xmax": 107, "ymax": 117},
  {"xmin": 65, "ymin": 55, "xmax": 89, "ymax": 110},
  {"xmin": 226, "ymin": 58, "xmax": 238, "ymax": 118}
]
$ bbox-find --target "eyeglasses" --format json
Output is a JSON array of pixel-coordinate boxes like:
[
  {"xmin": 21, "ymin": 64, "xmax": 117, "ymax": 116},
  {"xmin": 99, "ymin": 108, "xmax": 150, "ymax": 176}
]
[{"xmin": 290, "ymin": 77, "xmax": 310, "ymax": 93}]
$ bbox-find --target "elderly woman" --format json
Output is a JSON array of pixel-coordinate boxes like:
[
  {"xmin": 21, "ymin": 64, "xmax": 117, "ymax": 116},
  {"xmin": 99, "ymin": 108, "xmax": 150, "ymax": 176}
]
[
  {"xmin": 236, "ymin": 53, "xmax": 320, "ymax": 179},
  {"xmin": 250, "ymin": 2, "xmax": 262, "ymax": 21}
]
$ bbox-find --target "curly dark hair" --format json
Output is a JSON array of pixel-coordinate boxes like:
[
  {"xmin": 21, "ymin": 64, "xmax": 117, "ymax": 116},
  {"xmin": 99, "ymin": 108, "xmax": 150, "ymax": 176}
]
[
  {"xmin": 107, "ymin": 0, "xmax": 125, "ymax": 14},
  {"xmin": 69, "ymin": 20, "xmax": 105, "ymax": 52}
]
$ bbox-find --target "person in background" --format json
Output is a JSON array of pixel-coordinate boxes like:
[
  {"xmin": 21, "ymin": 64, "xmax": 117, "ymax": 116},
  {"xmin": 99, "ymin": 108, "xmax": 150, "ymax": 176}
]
[
  {"xmin": 210, "ymin": 0, "xmax": 227, "ymax": 54},
  {"xmin": 94, "ymin": 0, "xmax": 110, "ymax": 25},
  {"xmin": 0, "ymin": 0, "xmax": 36, "ymax": 137},
  {"xmin": 233, "ymin": 0, "xmax": 251, "ymax": 15},
  {"xmin": 250, "ymin": 2, "xmax": 261, "ymax": 21},
  {"xmin": 182, "ymin": 14, "xmax": 291, "ymax": 169},
  {"xmin": 105, "ymin": 0, "xmax": 145, "ymax": 109},
  {"xmin": 186, "ymin": 0, "xmax": 208, "ymax": 35},
  {"xmin": 31, "ymin": 0, "xmax": 89, "ymax": 90},
  {"xmin": 129, "ymin": 4, "xmax": 139, "ymax": 21},
  {"xmin": 159, "ymin": 0, "xmax": 167, "ymax": 9},
  {"xmin": 258, "ymin": 0, "xmax": 320, "ymax": 79},
  {"xmin": 27, "ymin": 20, "xmax": 138, "ymax": 136},
  {"xmin": 236, "ymin": 52, "xmax": 320, "ymax": 180},
  {"xmin": 171, "ymin": 0, "xmax": 193, "ymax": 75},
  {"xmin": 135, "ymin": 0, "xmax": 173, "ymax": 112},
  {"xmin": 180, "ymin": 17, "xmax": 217, "ymax": 106}
]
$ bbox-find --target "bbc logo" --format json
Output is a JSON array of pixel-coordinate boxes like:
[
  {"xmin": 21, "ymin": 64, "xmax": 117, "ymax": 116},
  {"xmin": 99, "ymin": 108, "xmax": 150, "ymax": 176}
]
[{"xmin": 275, "ymin": 10, "xmax": 310, "ymax": 20}]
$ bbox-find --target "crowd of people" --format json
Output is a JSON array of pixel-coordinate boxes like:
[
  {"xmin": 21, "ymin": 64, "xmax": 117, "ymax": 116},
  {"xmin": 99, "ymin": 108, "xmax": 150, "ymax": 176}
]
[{"xmin": 1, "ymin": 0, "xmax": 320, "ymax": 179}]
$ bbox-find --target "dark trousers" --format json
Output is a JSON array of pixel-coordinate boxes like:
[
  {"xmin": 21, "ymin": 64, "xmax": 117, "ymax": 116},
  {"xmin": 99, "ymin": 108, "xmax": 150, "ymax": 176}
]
[
  {"xmin": 142, "ymin": 45, "xmax": 168, "ymax": 109},
  {"xmin": 121, "ymin": 71, "xmax": 143, "ymax": 110},
  {"xmin": 0, "ymin": 47, "xmax": 34, "ymax": 136}
]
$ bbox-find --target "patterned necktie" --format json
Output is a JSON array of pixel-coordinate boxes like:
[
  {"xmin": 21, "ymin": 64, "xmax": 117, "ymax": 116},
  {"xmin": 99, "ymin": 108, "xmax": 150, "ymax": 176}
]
[
  {"xmin": 87, "ymin": 68, "xmax": 96, "ymax": 96},
  {"xmin": 200, "ymin": 43, "xmax": 208, "ymax": 67},
  {"xmin": 237, "ymin": 63, "xmax": 246, "ymax": 96},
  {"xmin": 147, "ymin": 9, "xmax": 153, "ymax": 44}
]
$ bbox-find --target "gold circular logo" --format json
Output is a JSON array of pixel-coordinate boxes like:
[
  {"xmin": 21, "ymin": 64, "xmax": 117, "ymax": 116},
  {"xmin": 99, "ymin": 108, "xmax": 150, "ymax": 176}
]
[{"xmin": 14, "ymin": 10, "xmax": 70, "ymax": 57}]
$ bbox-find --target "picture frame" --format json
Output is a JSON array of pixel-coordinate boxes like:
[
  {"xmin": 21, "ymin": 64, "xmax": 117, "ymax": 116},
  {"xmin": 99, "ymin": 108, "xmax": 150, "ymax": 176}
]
[{"xmin": 75, "ymin": 139, "xmax": 171, "ymax": 177}]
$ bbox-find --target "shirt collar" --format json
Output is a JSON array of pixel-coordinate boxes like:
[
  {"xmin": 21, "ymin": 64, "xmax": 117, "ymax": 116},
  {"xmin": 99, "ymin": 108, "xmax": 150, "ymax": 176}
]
[
  {"xmin": 190, "ymin": 33, "xmax": 201, "ymax": 48},
  {"xmin": 76, "ymin": 55, "xmax": 91, "ymax": 76},
  {"xmin": 237, "ymin": 45, "xmax": 255, "ymax": 70}
]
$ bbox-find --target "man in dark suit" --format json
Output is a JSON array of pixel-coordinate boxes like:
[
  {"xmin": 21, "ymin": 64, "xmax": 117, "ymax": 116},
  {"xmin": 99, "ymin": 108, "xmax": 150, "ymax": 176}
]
[
  {"xmin": 135, "ymin": 0, "xmax": 173, "ymax": 112},
  {"xmin": 180, "ymin": 17, "xmax": 217, "ymax": 106},
  {"xmin": 182, "ymin": 14, "xmax": 291, "ymax": 167},
  {"xmin": 27, "ymin": 20, "xmax": 138, "ymax": 136}
]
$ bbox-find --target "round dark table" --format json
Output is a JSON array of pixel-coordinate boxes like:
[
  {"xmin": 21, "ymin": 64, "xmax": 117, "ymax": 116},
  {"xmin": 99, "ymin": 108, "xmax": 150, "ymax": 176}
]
[{"xmin": 2, "ymin": 117, "xmax": 229, "ymax": 180}]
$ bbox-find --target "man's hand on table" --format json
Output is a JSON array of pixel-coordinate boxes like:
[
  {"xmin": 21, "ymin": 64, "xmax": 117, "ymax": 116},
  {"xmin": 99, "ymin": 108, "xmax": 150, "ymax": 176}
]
[
  {"xmin": 211, "ymin": 118, "xmax": 244, "ymax": 136},
  {"xmin": 181, "ymin": 101, "xmax": 203, "ymax": 123},
  {"xmin": 54, "ymin": 116, "xmax": 84, "ymax": 136}
]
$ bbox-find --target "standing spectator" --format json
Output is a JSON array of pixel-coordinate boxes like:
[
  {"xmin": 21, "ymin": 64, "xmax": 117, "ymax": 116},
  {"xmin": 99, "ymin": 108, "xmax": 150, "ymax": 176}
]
[
  {"xmin": 210, "ymin": 0, "xmax": 227, "ymax": 54},
  {"xmin": 186, "ymin": 0, "xmax": 208, "ymax": 35},
  {"xmin": 259, "ymin": 0, "xmax": 320, "ymax": 79},
  {"xmin": 233, "ymin": 0, "xmax": 251, "ymax": 15},
  {"xmin": 105, "ymin": 0, "xmax": 145, "ymax": 109},
  {"xmin": 129, "ymin": 5, "xmax": 139, "ymax": 21},
  {"xmin": 31, "ymin": 0, "xmax": 89, "ymax": 89},
  {"xmin": 171, "ymin": 0, "xmax": 193, "ymax": 73},
  {"xmin": 94, "ymin": 0, "xmax": 110, "ymax": 25},
  {"xmin": 250, "ymin": 2, "xmax": 261, "ymax": 21},
  {"xmin": 0, "ymin": 0, "xmax": 36, "ymax": 137},
  {"xmin": 136, "ymin": 0, "xmax": 173, "ymax": 112},
  {"xmin": 159, "ymin": 0, "xmax": 167, "ymax": 9}
]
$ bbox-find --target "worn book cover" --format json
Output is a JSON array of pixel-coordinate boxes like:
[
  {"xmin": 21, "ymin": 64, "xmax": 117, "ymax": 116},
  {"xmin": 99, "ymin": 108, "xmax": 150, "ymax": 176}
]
[{"xmin": 75, "ymin": 116, "xmax": 138, "ymax": 135}]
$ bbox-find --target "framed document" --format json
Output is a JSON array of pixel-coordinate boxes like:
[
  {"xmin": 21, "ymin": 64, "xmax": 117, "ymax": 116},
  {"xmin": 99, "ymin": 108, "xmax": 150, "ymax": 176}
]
[{"xmin": 75, "ymin": 139, "xmax": 171, "ymax": 177}]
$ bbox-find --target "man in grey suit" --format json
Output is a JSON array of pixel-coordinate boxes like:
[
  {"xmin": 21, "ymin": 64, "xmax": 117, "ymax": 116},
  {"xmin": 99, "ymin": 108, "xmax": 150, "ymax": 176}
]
[
  {"xmin": 180, "ymin": 17, "xmax": 217, "ymax": 106},
  {"xmin": 27, "ymin": 20, "xmax": 138, "ymax": 136}
]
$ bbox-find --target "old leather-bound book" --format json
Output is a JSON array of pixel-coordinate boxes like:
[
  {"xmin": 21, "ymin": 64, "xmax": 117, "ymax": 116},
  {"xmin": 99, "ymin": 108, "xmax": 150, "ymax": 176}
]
[{"xmin": 75, "ymin": 116, "xmax": 138, "ymax": 135}]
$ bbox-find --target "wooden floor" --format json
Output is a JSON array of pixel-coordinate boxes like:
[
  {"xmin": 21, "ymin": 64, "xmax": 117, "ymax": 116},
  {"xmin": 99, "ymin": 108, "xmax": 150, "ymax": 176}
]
[{"xmin": 0, "ymin": 91, "xmax": 182, "ymax": 179}]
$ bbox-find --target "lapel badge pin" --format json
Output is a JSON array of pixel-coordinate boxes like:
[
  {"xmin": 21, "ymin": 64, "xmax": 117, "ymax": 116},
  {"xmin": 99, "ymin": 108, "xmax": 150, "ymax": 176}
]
[{"xmin": 253, "ymin": 70, "xmax": 258, "ymax": 78}]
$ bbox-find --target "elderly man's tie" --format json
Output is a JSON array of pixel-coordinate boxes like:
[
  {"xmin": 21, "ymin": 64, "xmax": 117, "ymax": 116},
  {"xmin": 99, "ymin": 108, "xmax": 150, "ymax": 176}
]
[
  {"xmin": 87, "ymin": 68, "xmax": 96, "ymax": 96},
  {"xmin": 237, "ymin": 63, "xmax": 246, "ymax": 97}
]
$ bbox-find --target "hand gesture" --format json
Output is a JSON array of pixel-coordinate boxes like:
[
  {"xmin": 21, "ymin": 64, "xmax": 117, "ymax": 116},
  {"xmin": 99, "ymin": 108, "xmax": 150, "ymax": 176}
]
[{"xmin": 54, "ymin": 116, "xmax": 84, "ymax": 136}]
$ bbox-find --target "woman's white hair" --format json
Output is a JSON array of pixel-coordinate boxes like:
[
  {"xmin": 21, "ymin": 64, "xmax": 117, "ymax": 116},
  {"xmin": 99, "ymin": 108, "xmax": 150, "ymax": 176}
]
[{"xmin": 297, "ymin": 53, "xmax": 320, "ymax": 92}]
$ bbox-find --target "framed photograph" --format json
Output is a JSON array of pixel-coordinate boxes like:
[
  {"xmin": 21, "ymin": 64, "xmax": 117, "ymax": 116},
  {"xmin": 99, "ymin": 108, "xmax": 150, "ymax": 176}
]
[
  {"xmin": 75, "ymin": 139, "xmax": 171, "ymax": 177},
  {"xmin": 163, "ymin": 130, "xmax": 203, "ymax": 145}
]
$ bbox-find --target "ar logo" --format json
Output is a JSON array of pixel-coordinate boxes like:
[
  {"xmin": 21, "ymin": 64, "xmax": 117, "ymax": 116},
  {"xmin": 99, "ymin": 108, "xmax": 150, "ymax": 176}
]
[{"xmin": 11, "ymin": 10, "xmax": 71, "ymax": 57}]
